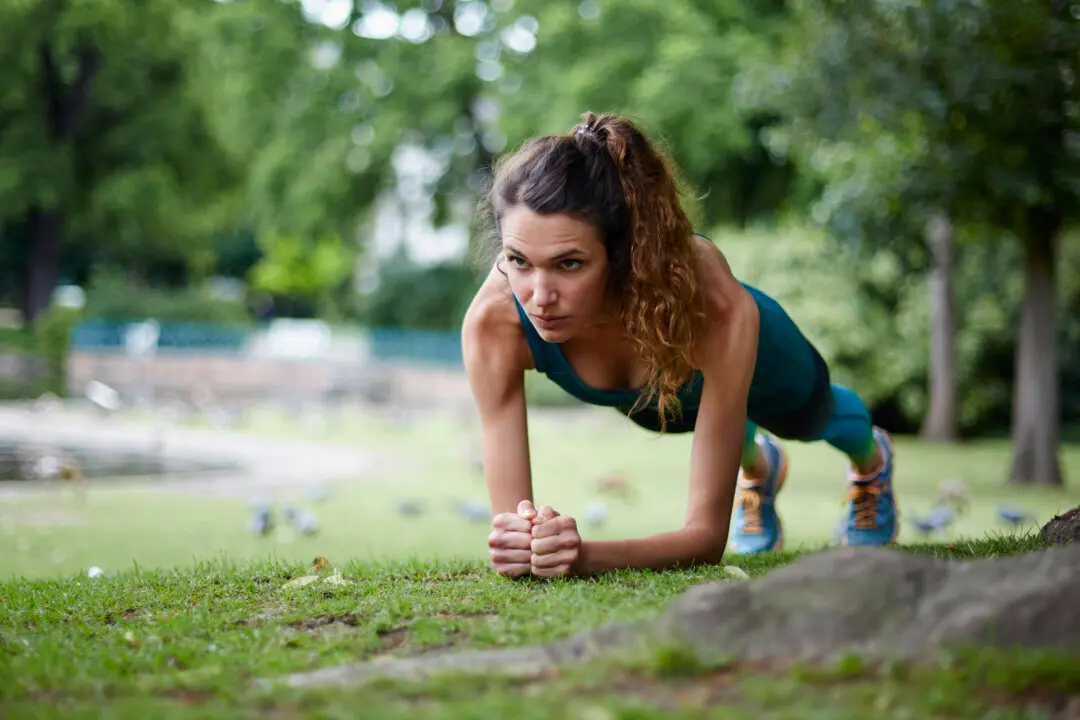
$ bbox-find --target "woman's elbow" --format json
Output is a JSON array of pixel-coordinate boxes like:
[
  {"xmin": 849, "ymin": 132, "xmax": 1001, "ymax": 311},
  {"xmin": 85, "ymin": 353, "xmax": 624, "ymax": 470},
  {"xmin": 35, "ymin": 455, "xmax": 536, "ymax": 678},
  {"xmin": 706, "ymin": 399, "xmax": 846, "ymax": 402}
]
[{"xmin": 687, "ymin": 525, "xmax": 728, "ymax": 565}]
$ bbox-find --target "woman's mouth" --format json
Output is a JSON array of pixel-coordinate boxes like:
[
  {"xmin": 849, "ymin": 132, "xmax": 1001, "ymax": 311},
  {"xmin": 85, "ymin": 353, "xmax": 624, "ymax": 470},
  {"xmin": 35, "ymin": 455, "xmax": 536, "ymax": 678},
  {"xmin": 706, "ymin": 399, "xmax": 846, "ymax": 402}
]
[{"xmin": 531, "ymin": 314, "xmax": 568, "ymax": 330}]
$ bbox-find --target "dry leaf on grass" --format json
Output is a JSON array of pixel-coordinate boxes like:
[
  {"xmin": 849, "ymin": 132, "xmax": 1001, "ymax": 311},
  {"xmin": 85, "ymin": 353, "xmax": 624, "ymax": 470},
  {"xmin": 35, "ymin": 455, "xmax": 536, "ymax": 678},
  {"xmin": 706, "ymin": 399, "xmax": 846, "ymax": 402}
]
[
  {"xmin": 282, "ymin": 567, "xmax": 353, "ymax": 590},
  {"xmin": 722, "ymin": 566, "xmax": 750, "ymax": 581},
  {"xmin": 282, "ymin": 575, "xmax": 320, "ymax": 589}
]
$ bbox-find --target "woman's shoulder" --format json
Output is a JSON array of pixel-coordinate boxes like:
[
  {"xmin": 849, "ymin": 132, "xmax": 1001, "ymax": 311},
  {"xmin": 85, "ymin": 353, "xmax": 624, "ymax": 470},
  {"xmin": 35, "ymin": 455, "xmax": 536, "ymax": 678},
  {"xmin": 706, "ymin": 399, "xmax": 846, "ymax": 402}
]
[
  {"xmin": 690, "ymin": 234, "xmax": 753, "ymax": 317},
  {"xmin": 461, "ymin": 264, "xmax": 532, "ymax": 369}
]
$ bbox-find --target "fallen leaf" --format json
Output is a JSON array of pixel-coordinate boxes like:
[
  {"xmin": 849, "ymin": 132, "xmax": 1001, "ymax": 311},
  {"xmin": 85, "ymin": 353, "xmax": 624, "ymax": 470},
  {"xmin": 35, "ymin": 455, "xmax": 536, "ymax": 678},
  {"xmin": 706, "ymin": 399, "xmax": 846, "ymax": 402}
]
[
  {"xmin": 322, "ymin": 570, "xmax": 352, "ymax": 586},
  {"xmin": 310, "ymin": 556, "xmax": 331, "ymax": 573},
  {"xmin": 722, "ymin": 566, "xmax": 750, "ymax": 581}
]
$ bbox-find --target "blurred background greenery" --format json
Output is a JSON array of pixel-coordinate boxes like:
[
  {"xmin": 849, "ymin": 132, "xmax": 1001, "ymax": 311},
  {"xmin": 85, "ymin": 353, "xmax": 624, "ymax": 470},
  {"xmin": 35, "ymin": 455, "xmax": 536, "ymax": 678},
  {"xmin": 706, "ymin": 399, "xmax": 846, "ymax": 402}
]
[{"xmin": 0, "ymin": 0, "xmax": 1078, "ymax": 490}]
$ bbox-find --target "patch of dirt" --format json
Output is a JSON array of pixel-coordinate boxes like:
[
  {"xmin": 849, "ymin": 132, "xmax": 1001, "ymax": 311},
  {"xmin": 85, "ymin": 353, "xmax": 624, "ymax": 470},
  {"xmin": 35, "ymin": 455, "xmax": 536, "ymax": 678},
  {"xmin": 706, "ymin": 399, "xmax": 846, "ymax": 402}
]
[
  {"xmin": 975, "ymin": 676, "xmax": 1080, "ymax": 718},
  {"xmin": 554, "ymin": 664, "xmax": 752, "ymax": 712},
  {"xmin": 233, "ymin": 603, "xmax": 288, "ymax": 628},
  {"xmin": 377, "ymin": 625, "xmax": 408, "ymax": 650},
  {"xmin": 1040, "ymin": 506, "xmax": 1080, "ymax": 546},
  {"xmin": 101, "ymin": 608, "xmax": 145, "ymax": 624},
  {"xmin": 163, "ymin": 689, "xmax": 213, "ymax": 706},
  {"xmin": 289, "ymin": 613, "xmax": 361, "ymax": 632}
]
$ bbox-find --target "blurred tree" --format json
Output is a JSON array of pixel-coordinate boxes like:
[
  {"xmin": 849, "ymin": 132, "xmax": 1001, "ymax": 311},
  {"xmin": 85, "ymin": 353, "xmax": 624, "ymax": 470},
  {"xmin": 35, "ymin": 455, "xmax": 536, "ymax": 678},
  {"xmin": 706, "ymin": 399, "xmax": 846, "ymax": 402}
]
[
  {"xmin": 358, "ymin": 246, "xmax": 479, "ymax": 330},
  {"xmin": 762, "ymin": 0, "xmax": 1080, "ymax": 486},
  {"xmin": 248, "ymin": 232, "xmax": 357, "ymax": 320},
  {"xmin": 492, "ymin": 0, "xmax": 795, "ymax": 227},
  {"xmin": 0, "ymin": 0, "xmax": 247, "ymax": 323}
]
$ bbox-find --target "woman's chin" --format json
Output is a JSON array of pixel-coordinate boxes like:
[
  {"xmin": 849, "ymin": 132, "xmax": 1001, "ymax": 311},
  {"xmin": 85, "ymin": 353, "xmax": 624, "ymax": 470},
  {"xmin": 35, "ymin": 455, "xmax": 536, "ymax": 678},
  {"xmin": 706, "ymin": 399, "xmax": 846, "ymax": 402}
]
[{"xmin": 535, "ymin": 325, "xmax": 573, "ymax": 343}]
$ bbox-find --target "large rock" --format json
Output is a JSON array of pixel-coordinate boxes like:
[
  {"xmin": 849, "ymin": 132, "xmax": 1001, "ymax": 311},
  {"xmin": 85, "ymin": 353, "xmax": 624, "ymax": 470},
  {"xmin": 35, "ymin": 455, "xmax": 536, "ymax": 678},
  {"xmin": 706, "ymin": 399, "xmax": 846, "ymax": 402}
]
[
  {"xmin": 265, "ymin": 543, "xmax": 1080, "ymax": 689},
  {"xmin": 1041, "ymin": 506, "xmax": 1080, "ymax": 547},
  {"xmin": 655, "ymin": 543, "xmax": 1080, "ymax": 665}
]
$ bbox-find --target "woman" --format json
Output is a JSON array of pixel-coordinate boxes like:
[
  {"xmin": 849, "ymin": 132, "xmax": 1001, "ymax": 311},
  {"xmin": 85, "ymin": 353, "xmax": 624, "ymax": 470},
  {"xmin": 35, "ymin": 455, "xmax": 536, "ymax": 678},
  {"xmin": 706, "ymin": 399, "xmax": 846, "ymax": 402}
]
[{"xmin": 462, "ymin": 112, "xmax": 898, "ymax": 579}]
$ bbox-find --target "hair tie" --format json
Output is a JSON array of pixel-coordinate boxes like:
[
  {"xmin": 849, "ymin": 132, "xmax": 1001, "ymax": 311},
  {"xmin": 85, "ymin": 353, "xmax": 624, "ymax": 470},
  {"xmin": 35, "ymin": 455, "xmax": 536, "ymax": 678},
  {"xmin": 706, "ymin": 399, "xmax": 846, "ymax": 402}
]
[{"xmin": 574, "ymin": 125, "xmax": 600, "ymax": 142}]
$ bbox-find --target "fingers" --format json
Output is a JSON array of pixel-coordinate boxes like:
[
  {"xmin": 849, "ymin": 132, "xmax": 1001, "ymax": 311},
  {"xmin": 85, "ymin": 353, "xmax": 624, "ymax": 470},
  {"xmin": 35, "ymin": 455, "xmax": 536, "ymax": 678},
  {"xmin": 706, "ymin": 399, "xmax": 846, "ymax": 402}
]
[
  {"xmin": 490, "ymin": 507, "xmax": 581, "ymax": 580},
  {"xmin": 533, "ymin": 505, "xmax": 560, "ymax": 524},
  {"xmin": 490, "ymin": 547, "xmax": 532, "ymax": 565},
  {"xmin": 488, "ymin": 528, "xmax": 532, "ymax": 550},
  {"xmin": 531, "ymin": 548, "xmax": 579, "ymax": 576},
  {"xmin": 494, "ymin": 562, "xmax": 532, "ymax": 578},
  {"xmin": 493, "ymin": 512, "xmax": 533, "ymax": 533},
  {"xmin": 531, "ymin": 515, "xmax": 577, "ymax": 539},
  {"xmin": 530, "ymin": 532, "xmax": 578, "ymax": 556}
]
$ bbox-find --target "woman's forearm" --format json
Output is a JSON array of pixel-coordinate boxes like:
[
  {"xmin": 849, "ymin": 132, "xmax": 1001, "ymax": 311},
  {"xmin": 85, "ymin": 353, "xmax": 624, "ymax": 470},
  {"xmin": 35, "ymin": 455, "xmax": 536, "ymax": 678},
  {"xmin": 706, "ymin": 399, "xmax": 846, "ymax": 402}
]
[{"xmin": 575, "ymin": 526, "xmax": 726, "ymax": 576}]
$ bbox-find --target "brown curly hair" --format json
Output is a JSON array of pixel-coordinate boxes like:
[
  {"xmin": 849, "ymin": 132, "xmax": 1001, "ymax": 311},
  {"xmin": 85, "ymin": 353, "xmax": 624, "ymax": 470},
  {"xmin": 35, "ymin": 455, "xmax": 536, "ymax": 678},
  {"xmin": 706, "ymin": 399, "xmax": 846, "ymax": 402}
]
[{"xmin": 475, "ymin": 111, "xmax": 705, "ymax": 431}]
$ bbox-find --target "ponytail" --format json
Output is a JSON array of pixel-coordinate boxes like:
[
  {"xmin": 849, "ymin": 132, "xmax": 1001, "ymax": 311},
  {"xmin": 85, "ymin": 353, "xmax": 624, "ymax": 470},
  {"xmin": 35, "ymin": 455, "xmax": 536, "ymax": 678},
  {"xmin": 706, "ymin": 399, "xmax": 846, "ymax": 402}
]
[{"xmin": 570, "ymin": 112, "xmax": 705, "ymax": 431}]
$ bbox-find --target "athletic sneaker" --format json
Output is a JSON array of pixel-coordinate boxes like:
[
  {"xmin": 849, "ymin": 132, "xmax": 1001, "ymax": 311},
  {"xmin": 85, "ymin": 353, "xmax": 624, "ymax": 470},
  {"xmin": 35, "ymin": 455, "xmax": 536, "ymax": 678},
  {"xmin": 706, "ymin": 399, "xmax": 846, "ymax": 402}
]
[
  {"xmin": 729, "ymin": 433, "xmax": 788, "ymax": 554},
  {"xmin": 841, "ymin": 426, "xmax": 899, "ymax": 546}
]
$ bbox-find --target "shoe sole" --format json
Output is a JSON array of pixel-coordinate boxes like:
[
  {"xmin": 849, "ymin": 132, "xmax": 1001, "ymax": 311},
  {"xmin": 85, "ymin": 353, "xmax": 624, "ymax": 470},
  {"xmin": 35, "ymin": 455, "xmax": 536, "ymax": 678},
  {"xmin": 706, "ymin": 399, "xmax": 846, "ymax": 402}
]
[
  {"xmin": 841, "ymin": 427, "xmax": 900, "ymax": 547},
  {"xmin": 767, "ymin": 436, "xmax": 790, "ymax": 552}
]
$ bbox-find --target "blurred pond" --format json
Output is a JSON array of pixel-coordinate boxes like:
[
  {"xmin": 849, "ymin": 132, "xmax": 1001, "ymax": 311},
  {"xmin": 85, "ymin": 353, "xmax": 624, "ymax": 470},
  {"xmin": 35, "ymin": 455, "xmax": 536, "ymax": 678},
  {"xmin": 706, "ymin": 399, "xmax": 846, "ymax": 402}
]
[{"xmin": 0, "ymin": 439, "xmax": 240, "ymax": 482}]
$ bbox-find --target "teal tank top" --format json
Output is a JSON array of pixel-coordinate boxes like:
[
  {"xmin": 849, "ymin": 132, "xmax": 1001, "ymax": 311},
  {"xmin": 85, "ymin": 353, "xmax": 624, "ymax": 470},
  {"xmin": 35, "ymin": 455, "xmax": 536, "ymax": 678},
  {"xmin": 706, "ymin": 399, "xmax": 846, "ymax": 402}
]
[
  {"xmin": 511, "ymin": 294, "xmax": 705, "ymax": 417},
  {"xmin": 509, "ymin": 232, "xmax": 822, "ymax": 422}
]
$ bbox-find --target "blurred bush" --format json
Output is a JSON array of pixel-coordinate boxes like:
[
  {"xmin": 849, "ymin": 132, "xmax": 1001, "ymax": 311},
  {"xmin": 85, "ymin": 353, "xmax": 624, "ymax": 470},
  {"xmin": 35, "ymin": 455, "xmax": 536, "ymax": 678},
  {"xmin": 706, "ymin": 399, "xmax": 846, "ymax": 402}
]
[
  {"xmin": 81, "ymin": 268, "xmax": 251, "ymax": 325},
  {"xmin": 0, "ymin": 305, "xmax": 79, "ymax": 399},
  {"xmin": 32, "ymin": 305, "xmax": 81, "ymax": 396}
]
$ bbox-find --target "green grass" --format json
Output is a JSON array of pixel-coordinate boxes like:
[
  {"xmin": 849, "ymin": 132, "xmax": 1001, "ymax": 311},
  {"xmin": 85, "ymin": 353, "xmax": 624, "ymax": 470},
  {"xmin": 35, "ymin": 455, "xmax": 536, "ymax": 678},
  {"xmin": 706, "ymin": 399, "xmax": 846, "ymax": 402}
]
[
  {"xmin": 1, "ymin": 407, "xmax": 1077, "ymax": 716},
  {"xmin": 1, "ymin": 405, "xmax": 1077, "ymax": 582},
  {"xmin": 1, "ymin": 534, "xmax": 1076, "ymax": 718}
]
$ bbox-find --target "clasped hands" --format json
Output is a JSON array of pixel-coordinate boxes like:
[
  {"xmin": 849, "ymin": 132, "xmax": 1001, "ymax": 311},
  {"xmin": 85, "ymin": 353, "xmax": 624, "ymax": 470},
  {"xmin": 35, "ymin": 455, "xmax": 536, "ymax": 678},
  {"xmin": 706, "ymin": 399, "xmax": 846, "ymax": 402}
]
[{"xmin": 488, "ymin": 500, "xmax": 581, "ymax": 578}]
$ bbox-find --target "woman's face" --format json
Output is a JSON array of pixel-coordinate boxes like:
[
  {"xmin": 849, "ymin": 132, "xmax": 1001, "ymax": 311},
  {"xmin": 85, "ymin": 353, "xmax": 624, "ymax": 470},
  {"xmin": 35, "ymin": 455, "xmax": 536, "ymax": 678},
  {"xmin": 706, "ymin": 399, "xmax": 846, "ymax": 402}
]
[{"xmin": 499, "ymin": 205, "xmax": 611, "ymax": 343}]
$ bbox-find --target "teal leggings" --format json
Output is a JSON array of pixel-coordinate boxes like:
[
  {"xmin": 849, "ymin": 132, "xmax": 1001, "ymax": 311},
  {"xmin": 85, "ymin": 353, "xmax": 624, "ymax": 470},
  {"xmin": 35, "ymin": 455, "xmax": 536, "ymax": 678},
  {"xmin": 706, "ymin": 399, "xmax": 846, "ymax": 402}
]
[
  {"xmin": 738, "ymin": 284, "xmax": 876, "ymax": 464},
  {"xmin": 743, "ymin": 382, "xmax": 876, "ymax": 464}
]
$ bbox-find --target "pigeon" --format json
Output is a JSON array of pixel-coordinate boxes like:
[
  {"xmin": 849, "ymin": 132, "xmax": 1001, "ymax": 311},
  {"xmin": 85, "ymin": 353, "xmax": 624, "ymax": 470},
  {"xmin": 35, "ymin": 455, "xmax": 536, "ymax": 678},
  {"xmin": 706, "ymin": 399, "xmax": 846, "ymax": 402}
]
[
  {"xmin": 249, "ymin": 504, "xmax": 274, "ymax": 536},
  {"xmin": 997, "ymin": 505, "xmax": 1034, "ymax": 526},
  {"xmin": 396, "ymin": 499, "xmax": 424, "ymax": 517},
  {"xmin": 584, "ymin": 502, "xmax": 608, "ymax": 526},
  {"xmin": 283, "ymin": 506, "xmax": 319, "ymax": 536},
  {"xmin": 455, "ymin": 498, "xmax": 489, "ymax": 523},
  {"xmin": 908, "ymin": 505, "xmax": 954, "ymax": 536}
]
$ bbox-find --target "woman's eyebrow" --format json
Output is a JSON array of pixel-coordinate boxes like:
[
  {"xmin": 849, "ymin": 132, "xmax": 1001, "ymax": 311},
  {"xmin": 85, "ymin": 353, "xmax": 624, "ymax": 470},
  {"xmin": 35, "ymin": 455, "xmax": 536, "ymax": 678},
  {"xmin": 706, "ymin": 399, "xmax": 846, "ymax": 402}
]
[{"xmin": 503, "ymin": 245, "xmax": 584, "ymax": 261}]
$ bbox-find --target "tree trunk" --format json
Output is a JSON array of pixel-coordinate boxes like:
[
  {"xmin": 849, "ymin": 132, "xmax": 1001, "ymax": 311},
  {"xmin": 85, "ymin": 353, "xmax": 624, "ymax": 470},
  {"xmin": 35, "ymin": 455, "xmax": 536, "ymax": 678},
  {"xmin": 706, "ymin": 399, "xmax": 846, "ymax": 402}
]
[
  {"xmin": 921, "ymin": 211, "xmax": 958, "ymax": 442},
  {"xmin": 1008, "ymin": 213, "xmax": 1063, "ymax": 487},
  {"xmin": 18, "ymin": 43, "xmax": 101, "ymax": 324},
  {"xmin": 20, "ymin": 209, "xmax": 63, "ymax": 323}
]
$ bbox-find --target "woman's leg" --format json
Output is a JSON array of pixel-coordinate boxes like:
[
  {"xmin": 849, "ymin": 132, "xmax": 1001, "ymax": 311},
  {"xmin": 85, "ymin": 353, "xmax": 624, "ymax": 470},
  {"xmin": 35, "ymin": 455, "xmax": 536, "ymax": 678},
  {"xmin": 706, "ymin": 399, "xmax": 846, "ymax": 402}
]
[
  {"xmin": 740, "ymin": 382, "xmax": 898, "ymax": 548},
  {"xmin": 815, "ymin": 383, "xmax": 882, "ymax": 475},
  {"xmin": 740, "ymin": 419, "xmax": 769, "ymax": 478},
  {"xmin": 733, "ymin": 283, "xmax": 897, "ymax": 552},
  {"xmin": 809, "ymin": 383, "xmax": 898, "ymax": 545},
  {"xmin": 731, "ymin": 418, "xmax": 790, "ymax": 554}
]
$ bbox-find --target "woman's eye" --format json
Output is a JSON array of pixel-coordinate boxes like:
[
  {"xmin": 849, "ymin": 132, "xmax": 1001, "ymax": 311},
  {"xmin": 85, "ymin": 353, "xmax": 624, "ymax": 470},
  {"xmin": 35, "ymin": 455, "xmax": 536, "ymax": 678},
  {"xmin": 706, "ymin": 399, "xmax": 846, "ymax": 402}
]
[
  {"xmin": 506, "ymin": 256, "xmax": 528, "ymax": 268},
  {"xmin": 560, "ymin": 259, "xmax": 583, "ymax": 271}
]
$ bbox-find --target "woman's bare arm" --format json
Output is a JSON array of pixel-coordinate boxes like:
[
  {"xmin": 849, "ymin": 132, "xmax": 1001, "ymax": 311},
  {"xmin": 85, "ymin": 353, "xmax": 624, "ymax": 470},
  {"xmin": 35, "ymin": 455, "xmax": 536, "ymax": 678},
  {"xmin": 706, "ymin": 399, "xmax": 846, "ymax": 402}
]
[
  {"xmin": 461, "ymin": 270, "xmax": 535, "ymax": 517},
  {"xmin": 574, "ymin": 246, "xmax": 759, "ymax": 574}
]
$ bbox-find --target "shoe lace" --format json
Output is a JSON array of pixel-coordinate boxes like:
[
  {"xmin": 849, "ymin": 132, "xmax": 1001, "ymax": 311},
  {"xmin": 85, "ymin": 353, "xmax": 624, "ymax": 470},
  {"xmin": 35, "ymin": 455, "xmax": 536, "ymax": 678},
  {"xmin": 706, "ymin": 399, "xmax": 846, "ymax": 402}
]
[
  {"xmin": 846, "ymin": 480, "xmax": 884, "ymax": 530},
  {"xmin": 738, "ymin": 485, "xmax": 765, "ymax": 534}
]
